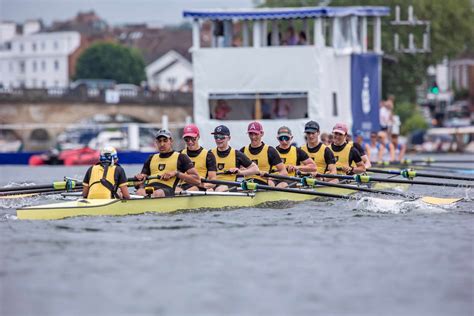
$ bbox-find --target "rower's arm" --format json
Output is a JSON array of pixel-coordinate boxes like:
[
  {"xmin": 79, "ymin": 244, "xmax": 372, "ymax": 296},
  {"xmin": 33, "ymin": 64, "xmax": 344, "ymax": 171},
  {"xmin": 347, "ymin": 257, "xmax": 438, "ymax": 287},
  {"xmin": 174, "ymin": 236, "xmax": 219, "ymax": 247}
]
[
  {"xmin": 179, "ymin": 168, "xmax": 201, "ymax": 186},
  {"xmin": 362, "ymin": 155, "xmax": 372, "ymax": 169},
  {"xmin": 82, "ymin": 185, "xmax": 89, "ymax": 198},
  {"xmin": 352, "ymin": 161, "xmax": 366, "ymax": 174},
  {"xmin": 239, "ymin": 162, "xmax": 259, "ymax": 176},
  {"xmin": 274, "ymin": 162, "xmax": 288, "ymax": 176},
  {"xmin": 298, "ymin": 158, "xmax": 317, "ymax": 173},
  {"xmin": 398, "ymin": 145, "xmax": 406, "ymax": 161},
  {"xmin": 119, "ymin": 184, "xmax": 131, "ymax": 199}
]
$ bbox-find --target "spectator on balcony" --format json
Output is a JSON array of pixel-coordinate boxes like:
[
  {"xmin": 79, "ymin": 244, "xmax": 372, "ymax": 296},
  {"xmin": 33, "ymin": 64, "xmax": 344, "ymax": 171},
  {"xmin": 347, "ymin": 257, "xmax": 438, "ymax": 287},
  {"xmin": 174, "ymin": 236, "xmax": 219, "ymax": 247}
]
[
  {"xmin": 214, "ymin": 100, "xmax": 231, "ymax": 120},
  {"xmin": 298, "ymin": 31, "xmax": 307, "ymax": 45},
  {"xmin": 284, "ymin": 26, "xmax": 298, "ymax": 45}
]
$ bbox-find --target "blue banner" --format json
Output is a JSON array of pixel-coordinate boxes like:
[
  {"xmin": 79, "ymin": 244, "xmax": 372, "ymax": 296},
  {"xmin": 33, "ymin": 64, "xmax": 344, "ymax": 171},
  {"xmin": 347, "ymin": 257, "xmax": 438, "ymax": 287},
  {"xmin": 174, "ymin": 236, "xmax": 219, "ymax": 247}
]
[{"xmin": 351, "ymin": 54, "xmax": 381, "ymax": 140}]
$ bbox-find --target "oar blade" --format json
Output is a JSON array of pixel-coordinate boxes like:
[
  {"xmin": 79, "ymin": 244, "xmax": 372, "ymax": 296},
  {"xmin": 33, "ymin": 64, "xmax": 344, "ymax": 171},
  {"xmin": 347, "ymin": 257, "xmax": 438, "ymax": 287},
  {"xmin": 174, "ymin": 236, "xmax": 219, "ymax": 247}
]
[{"xmin": 420, "ymin": 196, "xmax": 463, "ymax": 205}]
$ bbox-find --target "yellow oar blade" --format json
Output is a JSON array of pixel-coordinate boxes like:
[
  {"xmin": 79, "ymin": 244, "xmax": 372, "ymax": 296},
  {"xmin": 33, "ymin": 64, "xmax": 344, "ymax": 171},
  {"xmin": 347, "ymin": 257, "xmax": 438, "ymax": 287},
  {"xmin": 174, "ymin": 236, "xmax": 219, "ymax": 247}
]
[{"xmin": 421, "ymin": 196, "xmax": 463, "ymax": 205}]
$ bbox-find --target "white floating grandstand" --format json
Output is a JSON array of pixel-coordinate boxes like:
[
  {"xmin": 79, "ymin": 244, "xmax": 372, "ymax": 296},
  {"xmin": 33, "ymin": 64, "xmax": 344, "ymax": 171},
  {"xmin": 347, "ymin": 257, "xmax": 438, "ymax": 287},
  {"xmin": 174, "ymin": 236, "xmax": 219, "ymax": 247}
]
[{"xmin": 183, "ymin": 6, "xmax": 390, "ymax": 147}]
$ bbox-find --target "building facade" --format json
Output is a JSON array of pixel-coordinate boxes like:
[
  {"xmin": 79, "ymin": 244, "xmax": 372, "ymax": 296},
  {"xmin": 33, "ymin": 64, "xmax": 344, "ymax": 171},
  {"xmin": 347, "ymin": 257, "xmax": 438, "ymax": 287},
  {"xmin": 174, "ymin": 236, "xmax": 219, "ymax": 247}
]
[{"xmin": 0, "ymin": 29, "xmax": 81, "ymax": 88}]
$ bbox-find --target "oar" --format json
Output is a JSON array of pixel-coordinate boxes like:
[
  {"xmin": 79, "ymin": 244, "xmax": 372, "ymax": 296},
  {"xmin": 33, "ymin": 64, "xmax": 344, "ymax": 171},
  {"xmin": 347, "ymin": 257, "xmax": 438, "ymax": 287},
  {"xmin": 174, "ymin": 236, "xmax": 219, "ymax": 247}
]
[
  {"xmin": 262, "ymin": 173, "xmax": 410, "ymax": 198},
  {"xmin": 368, "ymin": 168, "xmax": 474, "ymax": 181},
  {"xmin": 0, "ymin": 179, "xmax": 81, "ymax": 193},
  {"xmin": 311, "ymin": 173, "xmax": 473, "ymax": 188},
  {"xmin": 263, "ymin": 173, "xmax": 463, "ymax": 205},
  {"xmin": 406, "ymin": 158, "xmax": 474, "ymax": 164},
  {"xmin": 201, "ymin": 178, "xmax": 353, "ymax": 200}
]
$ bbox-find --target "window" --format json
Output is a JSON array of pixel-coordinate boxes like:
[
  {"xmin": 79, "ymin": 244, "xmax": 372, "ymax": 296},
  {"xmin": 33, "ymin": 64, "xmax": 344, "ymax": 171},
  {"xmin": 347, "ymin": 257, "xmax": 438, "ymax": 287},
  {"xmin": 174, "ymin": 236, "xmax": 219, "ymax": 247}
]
[
  {"xmin": 32, "ymin": 43, "xmax": 37, "ymax": 51},
  {"xmin": 32, "ymin": 61, "xmax": 37, "ymax": 72},
  {"xmin": 19, "ymin": 61, "xmax": 25, "ymax": 73},
  {"xmin": 208, "ymin": 92, "xmax": 308, "ymax": 120},
  {"xmin": 9, "ymin": 62, "xmax": 13, "ymax": 72},
  {"xmin": 332, "ymin": 92, "xmax": 338, "ymax": 116},
  {"xmin": 53, "ymin": 41, "xmax": 58, "ymax": 50},
  {"xmin": 41, "ymin": 60, "xmax": 46, "ymax": 71},
  {"xmin": 32, "ymin": 79, "xmax": 37, "ymax": 87},
  {"xmin": 42, "ymin": 80, "xmax": 46, "ymax": 88},
  {"xmin": 54, "ymin": 60, "xmax": 59, "ymax": 71},
  {"xmin": 19, "ymin": 43, "xmax": 24, "ymax": 52},
  {"xmin": 41, "ymin": 42, "xmax": 45, "ymax": 50}
]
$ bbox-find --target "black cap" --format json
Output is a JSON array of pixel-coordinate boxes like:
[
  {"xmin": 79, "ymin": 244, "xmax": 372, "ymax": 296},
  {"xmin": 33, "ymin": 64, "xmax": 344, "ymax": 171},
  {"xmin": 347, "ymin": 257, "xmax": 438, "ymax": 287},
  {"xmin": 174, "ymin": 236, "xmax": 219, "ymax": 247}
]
[
  {"xmin": 211, "ymin": 125, "xmax": 230, "ymax": 136},
  {"xmin": 155, "ymin": 129, "xmax": 172, "ymax": 139},
  {"xmin": 304, "ymin": 121, "xmax": 320, "ymax": 133}
]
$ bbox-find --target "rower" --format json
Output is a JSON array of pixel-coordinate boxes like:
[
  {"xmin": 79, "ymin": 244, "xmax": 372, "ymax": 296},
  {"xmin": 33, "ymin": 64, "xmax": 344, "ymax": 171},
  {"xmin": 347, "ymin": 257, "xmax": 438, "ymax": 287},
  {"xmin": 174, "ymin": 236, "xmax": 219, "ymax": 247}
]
[
  {"xmin": 211, "ymin": 125, "xmax": 259, "ymax": 192},
  {"xmin": 366, "ymin": 131, "xmax": 384, "ymax": 163},
  {"xmin": 275, "ymin": 126, "xmax": 316, "ymax": 188},
  {"xmin": 241, "ymin": 121, "xmax": 287, "ymax": 186},
  {"xmin": 351, "ymin": 131, "xmax": 372, "ymax": 169},
  {"xmin": 389, "ymin": 133, "xmax": 406, "ymax": 162},
  {"xmin": 177, "ymin": 124, "xmax": 217, "ymax": 192},
  {"xmin": 300, "ymin": 120, "xmax": 337, "ymax": 181},
  {"xmin": 330, "ymin": 123, "xmax": 366, "ymax": 174},
  {"xmin": 82, "ymin": 146, "xmax": 130, "ymax": 199},
  {"xmin": 135, "ymin": 129, "xmax": 200, "ymax": 197}
]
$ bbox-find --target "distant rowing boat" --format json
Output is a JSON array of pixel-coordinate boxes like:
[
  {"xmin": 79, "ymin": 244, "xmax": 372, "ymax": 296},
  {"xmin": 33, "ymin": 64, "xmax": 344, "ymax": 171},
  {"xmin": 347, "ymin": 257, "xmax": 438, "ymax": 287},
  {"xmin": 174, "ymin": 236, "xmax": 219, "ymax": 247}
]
[{"xmin": 17, "ymin": 183, "xmax": 406, "ymax": 220}]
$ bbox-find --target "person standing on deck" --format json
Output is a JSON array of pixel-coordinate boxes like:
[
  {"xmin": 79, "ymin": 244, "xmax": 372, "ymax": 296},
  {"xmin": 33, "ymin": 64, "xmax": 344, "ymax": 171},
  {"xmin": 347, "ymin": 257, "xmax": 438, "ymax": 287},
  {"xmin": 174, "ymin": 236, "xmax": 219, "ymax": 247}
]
[
  {"xmin": 389, "ymin": 133, "xmax": 406, "ymax": 162},
  {"xmin": 241, "ymin": 121, "xmax": 287, "ymax": 187},
  {"xmin": 300, "ymin": 121, "xmax": 338, "ymax": 182},
  {"xmin": 330, "ymin": 123, "xmax": 366, "ymax": 175},
  {"xmin": 82, "ymin": 146, "xmax": 130, "ymax": 199},
  {"xmin": 275, "ymin": 126, "xmax": 316, "ymax": 188},
  {"xmin": 211, "ymin": 125, "xmax": 259, "ymax": 192},
  {"xmin": 366, "ymin": 131, "xmax": 384, "ymax": 163},
  {"xmin": 177, "ymin": 124, "xmax": 217, "ymax": 192},
  {"xmin": 135, "ymin": 129, "xmax": 200, "ymax": 197}
]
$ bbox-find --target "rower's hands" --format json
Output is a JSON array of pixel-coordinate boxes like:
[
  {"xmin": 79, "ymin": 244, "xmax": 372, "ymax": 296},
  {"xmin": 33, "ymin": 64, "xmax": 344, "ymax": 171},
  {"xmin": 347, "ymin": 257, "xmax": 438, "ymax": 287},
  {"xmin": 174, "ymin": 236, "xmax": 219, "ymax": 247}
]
[
  {"xmin": 135, "ymin": 173, "xmax": 148, "ymax": 181},
  {"xmin": 161, "ymin": 171, "xmax": 179, "ymax": 180},
  {"xmin": 287, "ymin": 165, "xmax": 297, "ymax": 173},
  {"xmin": 340, "ymin": 166, "xmax": 352, "ymax": 174},
  {"xmin": 228, "ymin": 168, "xmax": 240, "ymax": 175}
]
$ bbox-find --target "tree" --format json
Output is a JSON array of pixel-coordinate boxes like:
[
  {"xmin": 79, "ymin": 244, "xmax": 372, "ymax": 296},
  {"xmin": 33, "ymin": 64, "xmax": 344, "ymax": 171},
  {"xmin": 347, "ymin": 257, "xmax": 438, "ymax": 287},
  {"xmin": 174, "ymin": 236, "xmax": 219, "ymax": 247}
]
[
  {"xmin": 258, "ymin": 0, "xmax": 474, "ymax": 103},
  {"xmin": 75, "ymin": 42, "xmax": 146, "ymax": 85}
]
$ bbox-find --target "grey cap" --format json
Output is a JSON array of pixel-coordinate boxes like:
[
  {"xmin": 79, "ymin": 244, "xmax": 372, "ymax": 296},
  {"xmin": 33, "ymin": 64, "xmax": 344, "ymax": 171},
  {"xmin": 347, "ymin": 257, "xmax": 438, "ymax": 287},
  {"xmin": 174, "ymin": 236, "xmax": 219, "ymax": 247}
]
[
  {"xmin": 277, "ymin": 126, "xmax": 292, "ymax": 137},
  {"xmin": 304, "ymin": 121, "xmax": 320, "ymax": 133},
  {"xmin": 155, "ymin": 129, "xmax": 172, "ymax": 139}
]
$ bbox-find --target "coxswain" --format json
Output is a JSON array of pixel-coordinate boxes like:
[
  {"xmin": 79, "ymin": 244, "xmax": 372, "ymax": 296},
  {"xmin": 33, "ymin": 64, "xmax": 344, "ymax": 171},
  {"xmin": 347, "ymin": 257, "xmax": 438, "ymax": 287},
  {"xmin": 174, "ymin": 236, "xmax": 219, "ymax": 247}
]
[
  {"xmin": 241, "ymin": 121, "xmax": 287, "ymax": 186},
  {"xmin": 177, "ymin": 124, "xmax": 217, "ymax": 192},
  {"xmin": 82, "ymin": 146, "xmax": 130, "ymax": 199},
  {"xmin": 330, "ymin": 123, "xmax": 366, "ymax": 174},
  {"xmin": 135, "ymin": 129, "xmax": 200, "ymax": 197},
  {"xmin": 211, "ymin": 125, "xmax": 259, "ymax": 192},
  {"xmin": 275, "ymin": 126, "xmax": 316, "ymax": 188},
  {"xmin": 300, "ymin": 121, "xmax": 337, "ymax": 182}
]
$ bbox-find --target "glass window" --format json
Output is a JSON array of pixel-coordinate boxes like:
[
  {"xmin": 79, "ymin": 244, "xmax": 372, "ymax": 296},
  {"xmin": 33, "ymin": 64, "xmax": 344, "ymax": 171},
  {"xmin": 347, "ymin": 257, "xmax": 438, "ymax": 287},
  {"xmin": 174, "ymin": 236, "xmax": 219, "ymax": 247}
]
[
  {"xmin": 54, "ymin": 60, "xmax": 59, "ymax": 70},
  {"xmin": 32, "ymin": 61, "xmax": 37, "ymax": 72},
  {"xmin": 41, "ymin": 60, "xmax": 46, "ymax": 71},
  {"xmin": 332, "ymin": 92, "xmax": 338, "ymax": 116},
  {"xmin": 32, "ymin": 43, "xmax": 37, "ymax": 51},
  {"xmin": 53, "ymin": 41, "xmax": 59, "ymax": 50},
  {"xmin": 208, "ymin": 92, "xmax": 308, "ymax": 120},
  {"xmin": 19, "ymin": 61, "xmax": 25, "ymax": 73},
  {"xmin": 19, "ymin": 43, "xmax": 24, "ymax": 52}
]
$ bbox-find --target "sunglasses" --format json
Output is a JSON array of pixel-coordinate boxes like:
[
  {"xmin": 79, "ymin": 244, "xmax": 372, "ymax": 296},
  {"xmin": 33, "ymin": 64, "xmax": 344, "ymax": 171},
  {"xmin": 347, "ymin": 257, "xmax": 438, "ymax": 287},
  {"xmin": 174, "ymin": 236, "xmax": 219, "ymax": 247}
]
[
  {"xmin": 278, "ymin": 136, "xmax": 291, "ymax": 142},
  {"xmin": 214, "ymin": 134, "xmax": 227, "ymax": 140},
  {"xmin": 184, "ymin": 137, "xmax": 197, "ymax": 142}
]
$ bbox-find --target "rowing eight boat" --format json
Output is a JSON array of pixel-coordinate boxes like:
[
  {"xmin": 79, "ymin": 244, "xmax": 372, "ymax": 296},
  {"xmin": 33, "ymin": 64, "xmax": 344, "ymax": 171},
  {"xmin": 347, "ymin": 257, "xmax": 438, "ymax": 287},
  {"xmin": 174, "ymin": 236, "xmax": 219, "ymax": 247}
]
[{"xmin": 17, "ymin": 184, "xmax": 397, "ymax": 220}]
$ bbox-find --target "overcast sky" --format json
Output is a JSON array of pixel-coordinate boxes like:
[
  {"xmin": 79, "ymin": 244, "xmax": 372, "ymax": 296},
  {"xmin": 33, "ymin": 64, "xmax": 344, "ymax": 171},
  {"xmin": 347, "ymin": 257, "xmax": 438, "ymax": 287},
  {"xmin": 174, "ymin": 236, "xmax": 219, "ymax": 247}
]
[{"xmin": 1, "ymin": 0, "xmax": 256, "ymax": 27}]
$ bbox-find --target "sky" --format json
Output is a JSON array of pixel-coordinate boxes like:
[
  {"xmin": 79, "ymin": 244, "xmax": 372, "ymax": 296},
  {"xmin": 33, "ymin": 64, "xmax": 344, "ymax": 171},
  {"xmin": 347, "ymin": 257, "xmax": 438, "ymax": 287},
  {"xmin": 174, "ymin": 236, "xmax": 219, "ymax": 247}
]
[{"xmin": 0, "ymin": 0, "xmax": 256, "ymax": 27}]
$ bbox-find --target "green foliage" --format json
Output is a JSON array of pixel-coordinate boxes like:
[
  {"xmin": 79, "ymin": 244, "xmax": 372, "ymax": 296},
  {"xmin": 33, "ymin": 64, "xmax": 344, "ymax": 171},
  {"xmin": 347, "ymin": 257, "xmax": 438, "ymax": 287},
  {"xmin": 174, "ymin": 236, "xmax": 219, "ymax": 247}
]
[
  {"xmin": 75, "ymin": 42, "xmax": 146, "ymax": 85},
  {"xmin": 259, "ymin": 0, "xmax": 474, "ymax": 102},
  {"xmin": 394, "ymin": 102, "xmax": 428, "ymax": 135}
]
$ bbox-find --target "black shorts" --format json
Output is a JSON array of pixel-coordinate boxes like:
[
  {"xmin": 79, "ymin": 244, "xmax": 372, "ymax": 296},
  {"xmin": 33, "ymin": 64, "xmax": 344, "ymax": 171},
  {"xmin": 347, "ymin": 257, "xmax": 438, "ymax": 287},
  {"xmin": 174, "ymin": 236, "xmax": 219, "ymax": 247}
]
[
  {"xmin": 147, "ymin": 182, "xmax": 175, "ymax": 197},
  {"xmin": 178, "ymin": 183, "xmax": 206, "ymax": 191}
]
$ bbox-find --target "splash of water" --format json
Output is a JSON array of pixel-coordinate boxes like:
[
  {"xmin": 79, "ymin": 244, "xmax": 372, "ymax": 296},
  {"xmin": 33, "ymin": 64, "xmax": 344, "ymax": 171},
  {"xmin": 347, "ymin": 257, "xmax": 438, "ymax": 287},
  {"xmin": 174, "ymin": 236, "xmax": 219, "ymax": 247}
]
[{"xmin": 354, "ymin": 197, "xmax": 455, "ymax": 214}]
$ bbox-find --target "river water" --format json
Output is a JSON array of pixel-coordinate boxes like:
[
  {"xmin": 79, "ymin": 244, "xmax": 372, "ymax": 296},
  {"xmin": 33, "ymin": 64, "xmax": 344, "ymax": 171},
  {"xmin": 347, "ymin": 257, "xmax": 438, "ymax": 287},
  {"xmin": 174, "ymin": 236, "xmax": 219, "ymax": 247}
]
[{"xmin": 1, "ymin": 156, "xmax": 473, "ymax": 316}]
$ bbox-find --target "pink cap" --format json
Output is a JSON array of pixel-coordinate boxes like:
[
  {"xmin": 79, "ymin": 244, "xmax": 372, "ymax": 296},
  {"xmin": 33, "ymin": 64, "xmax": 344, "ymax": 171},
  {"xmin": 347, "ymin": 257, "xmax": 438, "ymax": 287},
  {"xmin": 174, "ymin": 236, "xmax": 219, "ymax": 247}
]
[
  {"xmin": 247, "ymin": 121, "xmax": 264, "ymax": 134},
  {"xmin": 182, "ymin": 124, "xmax": 200, "ymax": 138},
  {"xmin": 332, "ymin": 123, "xmax": 348, "ymax": 135}
]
